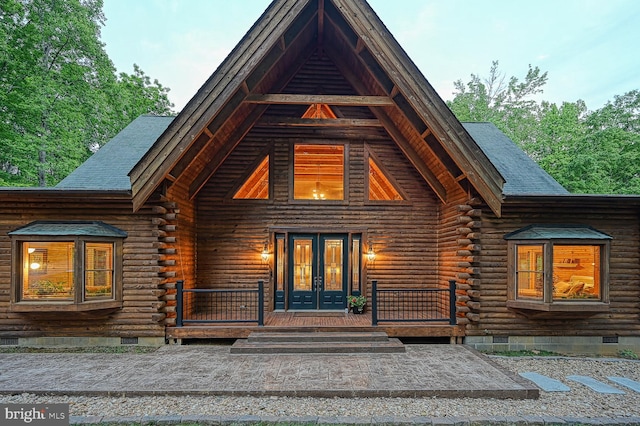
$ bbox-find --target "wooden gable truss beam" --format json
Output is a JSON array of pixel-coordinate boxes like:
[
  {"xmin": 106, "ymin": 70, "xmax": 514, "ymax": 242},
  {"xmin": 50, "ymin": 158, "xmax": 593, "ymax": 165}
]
[
  {"xmin": 245, "ymin": 93, "xmax": 394, "ymax": 106},
  {"xmin": 129, "ymin": 0, "xmax": 312, "ymax": 211},
  {"xmin": 323, "ymin": 7, "xmax": 464, "ymax": 184},
  {"xmin": 188, "ymin": 105, "xmax": 269, "ymax": 198},
  {"xmin": 331, "ymin": 0, "xmax": 505, "ymax": 216},
  {"xmin": 372, "ymin": 108, "xmax": 447, "ymax": 203},
  {"xmin": 322, "ymin": 46, "xmax": 448, "ymax": 203},
  {"xmin": 257, "ymin": 117, "xmax": 381, "ymax": 127},
  {"xmin": 187, "ymin": 13, "xmax": 323, "ymax": 199},
  {"xmin": 168, "ymin": 0, "xmax": 322, "ymax": 194}
]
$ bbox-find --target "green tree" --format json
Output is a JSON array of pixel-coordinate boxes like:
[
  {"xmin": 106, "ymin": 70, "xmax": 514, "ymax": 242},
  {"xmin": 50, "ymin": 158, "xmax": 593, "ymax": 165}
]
[
  {"xmin": 448, "ymin": 62, "xmax": 640, "ymax": 195},
  {"xmin": 577, "ymin": 90, "xmax": 640, "ymax": 194},
  {"xmin": 448, "ymin": 60, "xmax": 547, "ymax": 147},
  {"xmin": 0, "ymin": 0, "xmax": 173, "ymax": 187}
]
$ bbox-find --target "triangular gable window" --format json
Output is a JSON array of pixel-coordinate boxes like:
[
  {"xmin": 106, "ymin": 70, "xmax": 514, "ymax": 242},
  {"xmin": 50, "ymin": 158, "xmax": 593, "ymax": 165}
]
[
  {"xmin": 368, "ymin": 157, "xmax": 404, "ymax": 201},
  {"xmin": 302, "ymin": 103, "xmax": 337, "ymax": 119},
  {"xmin": 233, "ymin": 155, "xmax": 269, "ymax": 199}
]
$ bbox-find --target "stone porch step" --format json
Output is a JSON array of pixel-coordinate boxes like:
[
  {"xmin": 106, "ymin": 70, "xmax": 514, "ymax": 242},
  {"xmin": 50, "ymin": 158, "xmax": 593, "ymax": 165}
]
[
  {"xmin": 247, "ymin": 331, "xmax": 391, "ymax": 343},
  {"xmin": 230, "ymin": 331, "xmax": 405, "ymax": 354}
]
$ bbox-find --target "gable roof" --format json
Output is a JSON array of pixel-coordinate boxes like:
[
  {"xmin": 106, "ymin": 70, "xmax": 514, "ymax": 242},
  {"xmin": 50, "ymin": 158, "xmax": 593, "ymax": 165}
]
[
  {"xmin": 57, "ymin": 115, "xmax": 174, "ymax": 191},
  {"xmin": 463, "ymin": 123, "xmax": 568, "ymax": 196},
  {"xmin": 126, "ymin": 0, "xmax": 510, "ymax": 215},
  {"xmin": 61, "ymin": 116, "xmax": 568, "ymax": 199}
]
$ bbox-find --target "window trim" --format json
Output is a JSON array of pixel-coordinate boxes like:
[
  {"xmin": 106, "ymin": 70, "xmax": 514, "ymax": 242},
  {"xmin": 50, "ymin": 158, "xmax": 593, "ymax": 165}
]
[
  {"xmin": 506, "ymin": 237, "xmax": 611, "ymax": 316},
  {"xmin": 289, "ymin": 141, "xmax": 349, "ymax": 204},
  {"xmin": 229, "ymin": 145, "xmax": 273, "ymax": 201},
  {"xmin": 9, "ymin": 223, "xmax": 125, "ymax": 312},
  {"xmin": 364, "ymin": 146, "xmax": 409, "ymax": 204}
]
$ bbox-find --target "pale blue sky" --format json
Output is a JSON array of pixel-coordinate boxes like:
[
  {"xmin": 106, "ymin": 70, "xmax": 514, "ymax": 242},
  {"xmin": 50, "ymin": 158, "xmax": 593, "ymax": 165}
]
[{"xmin": 101, "ymin": 0, "xmax": 640, "ymax": 112}]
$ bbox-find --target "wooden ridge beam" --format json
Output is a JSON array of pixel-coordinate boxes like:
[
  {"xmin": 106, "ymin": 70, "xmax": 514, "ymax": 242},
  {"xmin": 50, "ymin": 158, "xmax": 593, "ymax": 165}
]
[
  {"xmin": 256, "ymin": 117, "xmax": 382, "ymax": 127},
  {"xmin": 245, "ymin": 93, "xmax": 394, "ymax": 106}
]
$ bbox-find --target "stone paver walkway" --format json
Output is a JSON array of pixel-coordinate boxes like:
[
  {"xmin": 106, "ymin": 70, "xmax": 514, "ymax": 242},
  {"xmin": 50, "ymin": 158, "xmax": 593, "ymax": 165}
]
[{"xmin": 0, "ymin": 344, "xmax": 537, "ymax": 399}]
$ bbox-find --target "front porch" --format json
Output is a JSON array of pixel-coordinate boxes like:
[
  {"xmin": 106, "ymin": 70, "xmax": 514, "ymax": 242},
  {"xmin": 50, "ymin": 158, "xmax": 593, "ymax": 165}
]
[
  {"xmin": 166, "ymin": 311, "xmax": 464, "ymax": 341},
  {"xmin": 167, "ymin": 280, "xmax": 464, "ymax": 342}
]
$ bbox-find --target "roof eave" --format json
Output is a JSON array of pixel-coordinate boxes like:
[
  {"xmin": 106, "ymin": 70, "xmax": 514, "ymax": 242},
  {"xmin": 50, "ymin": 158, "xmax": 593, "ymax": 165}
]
[
  {"xmin": 331, "ymin": 0, "xmax": 505, "ymax": 216},
  {"xmin": 128, "ymin": 0, "xmax": 311, "ymax": 211}
]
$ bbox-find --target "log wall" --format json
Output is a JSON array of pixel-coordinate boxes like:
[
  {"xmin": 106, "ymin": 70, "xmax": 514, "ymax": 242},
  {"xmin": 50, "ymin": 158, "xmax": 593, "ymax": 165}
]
[
  {"xmin": 195, "ymin": 132, "xmax": 444, "ymax": 307},
  {"xmin": 0, "ymin": 193, "xmax": 165, "ymax": 338},
  {"xmin": 470, "ymin": 199, "xmax": 640, "ymax": 337}
]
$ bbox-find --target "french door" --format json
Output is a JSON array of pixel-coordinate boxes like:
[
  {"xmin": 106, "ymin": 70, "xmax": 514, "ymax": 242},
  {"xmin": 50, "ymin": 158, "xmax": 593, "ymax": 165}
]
[{"xmin": 287, "ymin": 233, "xmax": 348, "ymax": 310}]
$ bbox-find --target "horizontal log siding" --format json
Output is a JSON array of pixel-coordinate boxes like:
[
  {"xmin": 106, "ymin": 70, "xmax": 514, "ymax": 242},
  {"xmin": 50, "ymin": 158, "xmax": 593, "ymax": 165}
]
[
  {"xmin": 0, "ymin": 196, "xmax": 165, "ymax": 338},
  {"xmin": 196, "ymin": 134, "xmax": 441, "ymax": 306},
  {"xmin": 470, "ymin": 201, "xmax": 640, "ymax": 337}
]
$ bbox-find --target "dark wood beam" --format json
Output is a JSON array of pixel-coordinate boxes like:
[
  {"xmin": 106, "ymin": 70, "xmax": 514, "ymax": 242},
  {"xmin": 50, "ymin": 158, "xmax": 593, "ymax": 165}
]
[
  {"xmin": 323, "ymin": 46, "xmax": 448, "ymax": 203},
  {"xmin": 189, "ymin": 105, "xmax": 269, "ymax": 199},
  {"xmin": 245, "ymin": 93, "xmax": 394, "ymax": 106},
  {"xmin": 257, "ymin": 117, "xmax": 381, "ymax": 127}
]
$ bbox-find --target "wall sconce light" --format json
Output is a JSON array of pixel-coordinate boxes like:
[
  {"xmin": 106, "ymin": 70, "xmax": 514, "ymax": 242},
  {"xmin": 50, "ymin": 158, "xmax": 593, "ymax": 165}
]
[
  {"xmin": 367, "ymin": 244, "xmax": 375, "ymax": 262},
  {"xmin": 261, "ymin": 244, "xmax": 270, "ymax": 262}
]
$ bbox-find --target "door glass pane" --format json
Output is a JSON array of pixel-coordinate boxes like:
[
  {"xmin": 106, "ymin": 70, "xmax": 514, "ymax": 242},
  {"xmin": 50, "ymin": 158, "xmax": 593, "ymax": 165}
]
[
  {"xmin": 293, "ymin": 239, "xmax": 313, "ymax": 291},
  {"xmin": 324, "ymin": 239, "xmax": 343, "ymax": 291},
  {"xmin": 516, "ymin": 245, "xmax": 543, "ymax": 300},
  {"xmin": 22, "ymin": 242, "xmax": 74, "ymax": 301}
]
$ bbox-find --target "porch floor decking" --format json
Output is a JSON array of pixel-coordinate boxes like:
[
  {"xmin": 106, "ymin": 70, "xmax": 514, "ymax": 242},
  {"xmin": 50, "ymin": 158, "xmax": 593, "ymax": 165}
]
[{"xmin": 167, "ymin": 311, "xmax": 464, "ymax": 340}]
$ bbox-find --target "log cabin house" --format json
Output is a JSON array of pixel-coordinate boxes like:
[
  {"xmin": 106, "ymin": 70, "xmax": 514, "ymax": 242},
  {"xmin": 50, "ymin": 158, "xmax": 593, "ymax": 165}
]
[{"xmin": 1, "ymin": 0, "xmax": 639, "ymax": 354}]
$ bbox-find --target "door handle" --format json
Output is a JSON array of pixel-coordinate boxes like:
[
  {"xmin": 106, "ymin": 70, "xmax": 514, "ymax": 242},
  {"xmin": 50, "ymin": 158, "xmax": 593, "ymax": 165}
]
[{"xmin": 314, "ymin": 276, "xmax": 323, "ymax": 291}]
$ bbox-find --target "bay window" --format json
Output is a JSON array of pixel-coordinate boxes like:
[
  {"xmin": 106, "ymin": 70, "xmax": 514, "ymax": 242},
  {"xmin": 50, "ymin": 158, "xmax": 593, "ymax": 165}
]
[
  {"xmin": 10, "ymin": 221, "xmax": 126, "ymax": 311},
  {"xmin": 505, "ymin": 225, "xmax": 611, "ymax": 315}
]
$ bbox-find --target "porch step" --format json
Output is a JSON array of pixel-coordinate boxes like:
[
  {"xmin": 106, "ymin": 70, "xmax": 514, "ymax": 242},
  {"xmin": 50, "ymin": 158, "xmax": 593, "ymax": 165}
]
[{"xmin": 230, "ymin": 331, "xmax": 405, "ymax": 354}]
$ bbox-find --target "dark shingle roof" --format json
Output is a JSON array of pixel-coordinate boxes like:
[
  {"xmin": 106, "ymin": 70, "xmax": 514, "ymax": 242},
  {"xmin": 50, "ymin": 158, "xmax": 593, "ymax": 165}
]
[
  {"xmin": 56, "ymin": 116, "xmax": 566, "ymax": 198},
  {"xmin": 9, "ymin": 221, "xmax": 128, "ymax": 237},
  {"xmin": 56, "ymin": 115, "xmax": 174, "ymax": 191},
  {"xmin": 463, "ymin": 122, "xmax": 569, "ymax": 196},
  {"xmin": 504, "ymin": 225, "xmax": 611, "ymax": 240}
]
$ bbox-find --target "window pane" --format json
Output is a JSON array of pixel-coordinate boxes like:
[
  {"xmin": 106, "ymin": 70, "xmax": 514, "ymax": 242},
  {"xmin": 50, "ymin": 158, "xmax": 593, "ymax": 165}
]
[
  {"xmin": 369, "ymin": 158, "xmax": 403, "ymax": 201},
  {"xmin": 553, "ymin": 245, "xmax": 600, "ymax": 300},
  {"xmin": 324, "ymin": 239, "xmax": 343, "ymax": 291},
  {"xmin": 352, "ymin": 237, "xmax": 360, "ymax": 294},
  {"xmin": 276, "ymin": 235, "xmax": 285, "ymax": 292},
  {"xmin": 293, "ymin": 239, "xmax": 313, "ymax": 291},
  {"xmin": 22, "ymin": 242, "xmax": 74, "ymax": 301},
  {"xmin": 516, "ymin": 245, "xmax": 543, "ymax": 300},
  {"xmin": 233, "ymin": 155, "xmax": 269, "ymax": 199},
  {"xmin": 85, "ymin": 243, "xmax": 114, "ymax": 300},
  {"xmin": 294, "ymin": 144, "xmax": 344, "ymax": 200}
]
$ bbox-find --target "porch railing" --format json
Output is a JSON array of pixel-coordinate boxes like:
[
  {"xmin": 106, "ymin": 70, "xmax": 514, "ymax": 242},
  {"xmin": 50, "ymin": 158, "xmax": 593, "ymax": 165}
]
[
  {"xmin": 176, "ymin": 280, "xmax": 264, "ymax": 326},
  {"xmin": 371, "ymin": 280, "xmax": 457, "ymax": 326}
]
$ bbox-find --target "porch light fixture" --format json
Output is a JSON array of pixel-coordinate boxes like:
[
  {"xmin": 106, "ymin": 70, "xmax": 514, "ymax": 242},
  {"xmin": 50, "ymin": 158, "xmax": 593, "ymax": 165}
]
[
  {"xmin": 367, "ymin": 244, "xmax": 375, "ymax": 262},
  {"xmin": 261, "ymin": 244, "xmax": 270, "ymax": 262}
]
